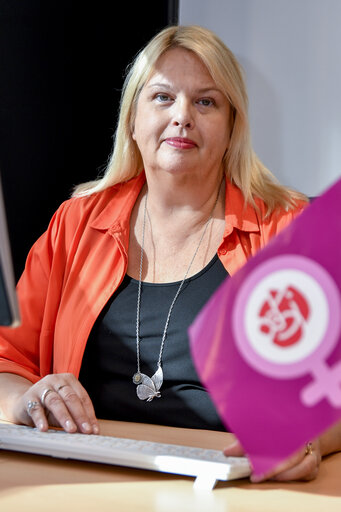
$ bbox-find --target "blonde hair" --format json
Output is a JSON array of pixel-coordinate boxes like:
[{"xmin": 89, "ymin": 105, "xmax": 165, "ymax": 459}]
[{"xmin": 73, "ymin": 25, "xmax": 306, "ymax": 212}]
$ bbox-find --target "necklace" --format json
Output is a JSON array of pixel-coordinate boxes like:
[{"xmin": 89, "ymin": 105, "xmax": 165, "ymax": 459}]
[{"xmin": 132, "ymin": 188, "xmax": 221, "ymax": 402}]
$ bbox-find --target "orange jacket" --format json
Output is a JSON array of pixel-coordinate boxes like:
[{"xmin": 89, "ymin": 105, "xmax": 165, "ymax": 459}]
[{"xmin": 0, "ymin": 174, "xmax": 305, "ymax": 383}]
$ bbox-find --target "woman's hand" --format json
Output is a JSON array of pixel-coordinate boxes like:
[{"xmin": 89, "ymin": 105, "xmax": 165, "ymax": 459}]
[
  {"xmin": 17, "ymin": 373, "xmax": 99, "ymax": 434},
  {"xmin": 223, "ymin": 438, "xmax": 321, "ymax": 482}
]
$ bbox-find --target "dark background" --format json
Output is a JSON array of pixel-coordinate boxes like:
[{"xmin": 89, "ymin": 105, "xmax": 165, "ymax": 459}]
[{"xmin": 0, "ymin": 0, "xmax": 178, "ymax": 280}]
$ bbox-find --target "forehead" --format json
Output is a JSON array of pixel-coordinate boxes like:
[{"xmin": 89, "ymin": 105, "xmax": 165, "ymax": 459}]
[{"xmin": 146, "ymin": 47, "xmax": 217, "ymax": 88}]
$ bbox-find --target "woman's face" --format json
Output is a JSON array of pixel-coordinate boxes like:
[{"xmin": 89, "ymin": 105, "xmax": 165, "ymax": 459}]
[{"xmin": 132, "ymin": 47, "xmax": 232, "ymax": 182}]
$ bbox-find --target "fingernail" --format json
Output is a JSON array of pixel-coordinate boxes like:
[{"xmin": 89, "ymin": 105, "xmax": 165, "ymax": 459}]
[
  {"xmin": 65, "ymin": 420, "xmax": 76, "ymax": 432},
  {"xmin": 82, "ymin": 422, "xmax": 91, "ymax": 433},
  {"xmin": 251, "ymin": 473, "xmax": 265, "ymax": 483},
  {"xmin": 92, "ymin": 424, "xmax": 99, "ymax": 435}
]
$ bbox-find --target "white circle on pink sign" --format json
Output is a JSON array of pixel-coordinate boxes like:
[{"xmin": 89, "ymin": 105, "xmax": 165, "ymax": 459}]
[{"xmin": 232, "ymin": 255, "xmax": 341, "ymax": 407}]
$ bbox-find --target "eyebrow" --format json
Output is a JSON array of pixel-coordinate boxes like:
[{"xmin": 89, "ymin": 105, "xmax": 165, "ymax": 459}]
[{"xmin": 146, "ymin": 82, "xmax": 223, "ymax": 95}]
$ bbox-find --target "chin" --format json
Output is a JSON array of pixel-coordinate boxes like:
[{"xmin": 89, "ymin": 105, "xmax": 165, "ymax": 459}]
[
  {"xmin": 157, "ymin": 157, "xmax": 198, "ymax": 175},
  {"xmin": 161, "ymin": 165, "xmax": 197, "ymax": 176}
]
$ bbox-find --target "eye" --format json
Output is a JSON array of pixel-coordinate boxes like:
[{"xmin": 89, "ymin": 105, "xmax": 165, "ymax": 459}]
[
  {"xmin": 155, "ymin": 93, "xmax": 172, "ymax": 103},
  {"xmin": 198, "ymin": 98, "xmax": 215, "ymax": 107}
]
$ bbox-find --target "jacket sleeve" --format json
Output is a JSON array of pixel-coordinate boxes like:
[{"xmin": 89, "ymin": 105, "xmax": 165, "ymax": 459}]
[{"xmin": 0, "ymin": 201, "xmax": 70, "ymax": 383}]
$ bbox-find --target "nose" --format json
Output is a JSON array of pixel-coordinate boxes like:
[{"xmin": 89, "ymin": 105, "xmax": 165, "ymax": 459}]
[{"xmin": 171, "ymin": 98, "xmax": 194, "ymax": 129}]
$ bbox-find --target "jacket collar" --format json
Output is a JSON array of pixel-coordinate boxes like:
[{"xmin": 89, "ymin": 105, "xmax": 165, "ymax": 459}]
[
  {"xmin": 223, "ymin": 180, "xmax": 260, "ymax": 236},
  {"xmin": 90, "ymin": 172, "xmax": 146, "ymax": 232},
  {"xmin": 90, "ymin": 172, "xmax": 260, "ymax": 236}
]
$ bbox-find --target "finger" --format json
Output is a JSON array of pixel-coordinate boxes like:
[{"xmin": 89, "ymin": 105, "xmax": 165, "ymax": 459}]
[
  {"xmin": 37, "ymin": 373, "xmax": 99, "ymax": 434},
  {"xmin": 271, "ymin": 450, "xmax": 320, "ymax": 482},
  {"xmin": 223, "ymin": 440, "xmax": 245, "ymax": 457},
  {"xmin": 251, "ymin": 441, "xmax": 321, "ymax": 482},
  {"xmin": 251, "ymin": 450, "xmax": 305, "ymax": 483},
  {"xmin": 57, "ymin": 375, "xmax": 100, "ymax": 433},
  {"xmin": 25, "ymin": 400, "xmax": 49, "ymax": 431},
  {"xmin": 42, "ymin": 389, "xmax": 79, "ymax": 433},
  {"xmin": 56, "ymin": 383, "xmax": 99, "ymax": 434},
  {"xmin": 22, "ymin": 374, "xmax": 99, "ymax": 434}
]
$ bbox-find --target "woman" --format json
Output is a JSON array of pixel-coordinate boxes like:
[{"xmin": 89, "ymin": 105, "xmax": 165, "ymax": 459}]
[{"xmin": 0, "ymin": 25, "xmax": 338, "ymax": 481}]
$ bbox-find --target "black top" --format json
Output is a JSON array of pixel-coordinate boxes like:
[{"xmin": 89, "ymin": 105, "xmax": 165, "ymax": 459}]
[{"xmin": 80, "ymin": 254, "xmax": 229, "ymax": 431}]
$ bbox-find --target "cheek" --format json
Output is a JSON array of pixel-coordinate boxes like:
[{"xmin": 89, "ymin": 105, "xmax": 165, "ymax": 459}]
[
  {"xmin": 132, "ymin": 115, "xmax": 148, "ymax": 147},
  {"xmin": 205, "ymin": 121, "xmax": 229, "ymax": 152},
  {"xmin": 137, "ymin": 119, "xmax": 163, "ymax": 148},
  {"xmin": 214, "ymin": 119, "xmax": 231, "ymax": 152},
  {"xmin": 131, "ymin": 100, "xmax": 146, "ymax": 142},
  {"xmin": 133, "ymin": 122, "xmax": 160, "ymax": 159}
]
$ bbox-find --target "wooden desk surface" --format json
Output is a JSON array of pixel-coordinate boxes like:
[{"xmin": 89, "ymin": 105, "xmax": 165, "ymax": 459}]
[{"xmin": 1, "ymin": 419, "xmax": 340, "ymax": 512}]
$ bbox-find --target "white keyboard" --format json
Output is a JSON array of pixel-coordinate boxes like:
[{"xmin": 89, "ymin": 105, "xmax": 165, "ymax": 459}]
[{"xmin": 0, "ymin": 423, "xmax": 251, "ymax": 490}]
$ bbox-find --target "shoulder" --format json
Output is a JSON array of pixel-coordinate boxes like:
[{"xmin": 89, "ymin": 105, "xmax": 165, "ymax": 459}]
[
  {"xmin": 51, "ymin": 174, "xmax": 145, "ymax": 233},
  {"xmin": 254, "ymin": 196, "xmax": 308, "ymax": 245},
  {"xmin": 255, "ymin": 195, "xmax": 307, "ymax": 225},
  {"xmin": 58, "ymin": 183, "xmax": 124, "ymax": 219},
  {"xmin": 224, "ymin": 179, "xmax": 307, "ymax": 237},
  {"xmin": 24, "ymin": 186, "xmax": 122, "ymax": 262}
]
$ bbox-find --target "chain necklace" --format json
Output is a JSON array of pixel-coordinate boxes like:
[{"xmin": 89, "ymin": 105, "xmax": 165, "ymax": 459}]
[{"xmin": 132, "ymin": 189, "xmax": 220, "ymax": 402}]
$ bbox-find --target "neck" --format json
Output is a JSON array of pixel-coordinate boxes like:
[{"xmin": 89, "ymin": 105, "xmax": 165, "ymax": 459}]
[
  {"xmin": 143, "ymin": 169, "xmax": 225, "ymax": 229},
  {"xmin": 127, "ymin": 169, "xmax": 226, "ymax": 283}
]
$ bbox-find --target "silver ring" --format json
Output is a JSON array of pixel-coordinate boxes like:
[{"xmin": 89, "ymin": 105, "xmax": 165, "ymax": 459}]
[
  {"xmin": 27, "ymin": 400, "xmax": 40, "ymax": 416},
  {"xmin": 41, "ymin": 388, "xmax": 54, "ymax": 406}
]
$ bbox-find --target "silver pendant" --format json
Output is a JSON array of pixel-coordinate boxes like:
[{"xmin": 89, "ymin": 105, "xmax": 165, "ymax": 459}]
[{"xmin": 133, "ymin": 366, "xmax": 163, "ymax": 402}]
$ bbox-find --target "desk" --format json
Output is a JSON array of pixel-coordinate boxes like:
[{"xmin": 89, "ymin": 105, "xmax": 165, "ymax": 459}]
[{"xmin": 0, "ymin": 420, "xmax": 340, "ymax": 512}]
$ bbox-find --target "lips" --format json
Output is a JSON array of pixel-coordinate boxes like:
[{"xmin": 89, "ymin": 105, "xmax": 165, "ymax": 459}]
[{"xmin": 164, "ymin": 137, "xmax": 197, "ymax": 149}]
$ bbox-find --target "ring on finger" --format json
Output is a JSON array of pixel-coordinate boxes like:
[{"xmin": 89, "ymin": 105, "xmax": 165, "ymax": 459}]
[
  {"xmin": 41, "ymin": 388, "xmax": 54, "ymax": 406},
  {"xmin": 305, "ymin": 442, "xmax": 313, "ymax": 456},
  {"xmin": 27, "ymin": 400, "xmax": 40, "ymax": 416}
]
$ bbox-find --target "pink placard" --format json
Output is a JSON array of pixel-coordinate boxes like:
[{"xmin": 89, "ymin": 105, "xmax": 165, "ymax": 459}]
[{"xmin": 189, "ymin": 178, "xmax": 341, "ymax": 476}]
